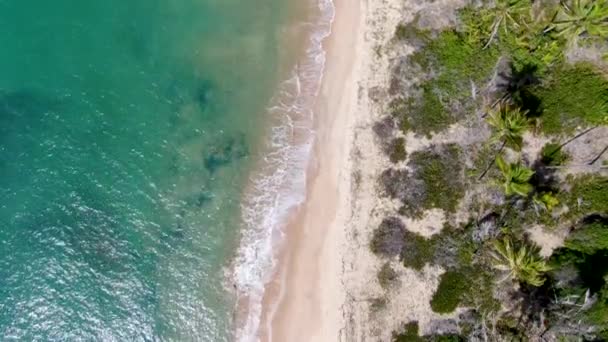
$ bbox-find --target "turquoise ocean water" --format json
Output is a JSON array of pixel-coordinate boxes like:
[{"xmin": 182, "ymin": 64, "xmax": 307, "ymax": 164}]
[{"xmin": 0, "ymin": 1, "xmax": 296, "ymax": 340}]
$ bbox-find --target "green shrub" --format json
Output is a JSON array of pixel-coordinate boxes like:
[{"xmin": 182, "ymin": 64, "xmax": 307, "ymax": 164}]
[
  {"xmin": 541, "ymin": 142, "xmax": 569, "ymax": 166},
  {"xmin": 410, "ymin": 144, "xmax": 464, "ymax": 213},
  {"xmin": 400, "ymin": 84, "xmax": 452, "ymax": 137},
  {"xmin": 388, "ymin": 137, "xmax": 407, "ymax": 163},
  {"xmin": 551, "ymin": 218, "xmax": 608, "ymax": 293},
  {"xmin": 586, "ymin": 284, "xmax": 608, "ymax": 334},
  {"xmin": 427, "ymin": 335, "xmax": 466, "ymax": 342},
  {"xmin": 565, "ymin": 220, "xmax": 608, "ymax": 255},
  {"xmin": 564, "ymin": 175, "xmax": 608, "ymax": 218},
  {"xmin": 401, "ymin": 230, "xmax": 436, "ymax": 270},
  {"xmin": 404, "ymin": 29, "xmax": 499, "ymax": 136},
  {"xmin": 423, "ymin": 30, "xmax": 499, "ymax": 96},
  {"xmin": 430, "ymin": 270, "xmax": 469, "ymax": 313},
  {"xmin": 393, "ymin": 322, "xmax": 424, "ymax": 342},
  {"xmin": 533, "ymin": 63, "xmax": 608, "ymax": 134}
]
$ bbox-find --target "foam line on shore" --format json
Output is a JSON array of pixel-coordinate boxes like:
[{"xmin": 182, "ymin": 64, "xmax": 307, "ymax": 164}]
[{"xmin": 232, "ymin": 0, "xmax": 335, "ymax": 340}]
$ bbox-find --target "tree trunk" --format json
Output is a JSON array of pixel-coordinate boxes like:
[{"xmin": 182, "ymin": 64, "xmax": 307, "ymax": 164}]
[
  {"xmin": 588, "ymin": 144, "xmax": 608, "ymax": 165},
  {"xmin": 479, "ymin": 140, "xmax": 507, "ymax": 180},
  {"xmin": 555, "ymin": 126, "xmax": 598, "ymax": 151}
]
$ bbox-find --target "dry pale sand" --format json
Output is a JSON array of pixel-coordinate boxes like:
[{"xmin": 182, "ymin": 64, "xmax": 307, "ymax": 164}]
[{"xmin": 258, "ymin": 0, "xmax": 362, "ymax": 341}]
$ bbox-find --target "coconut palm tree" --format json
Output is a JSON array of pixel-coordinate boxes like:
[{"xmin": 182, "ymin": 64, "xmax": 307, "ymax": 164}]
[
  {"xmin": 548, "ymin": 0, "xmax": 608, "ymax": 45},
  {"xmin": 496, "ymin": 155, "xmax": 535, "ymax": 197},
  {"xmin": 478, "ymin": 104, "xmax": 531, "ymax": 180},
  {"xmin": 483, "ymin": 0, "xmax": 532, "ymax": 48},
  {"xmin": 491, "ymin": 238, "xmax": 551, "ymax": 287},
  {"xmin": 487, "ymin": 105, "xmax": 531, "ymax": 151}
]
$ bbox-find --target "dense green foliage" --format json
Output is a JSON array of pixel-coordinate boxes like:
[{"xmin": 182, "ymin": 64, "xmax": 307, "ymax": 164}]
[
  {"xmin": 380, "ymin": 0, "xmax": 608, "ymax": 339},
  {"xmin": 392, "ymin": 320, "xmax": 466, "ymax": 342},
  {"xmin": 564, "ymin": 220, "xmax": 608, "ymax": 255},
  {"xmin": 430, "ymin": 270, "xmax": 469, "ymax": 313},
  {"xmin": 393, "ymin": 322, "xmax": 424, "ymax": 342},
  {"xmin": 424, "ymin": 31, "xmax": 499, "ymax": 96},
  {"xmin": 563, "ymin": 175, "xmax": 608, "ymax": 218},
  {"xmin": 532, "ymin": 63, "xmax": 608, "ymax": 133},
  {"xmin": 399, "ymin": 30, "xmax": 499, "ymax": 136}
]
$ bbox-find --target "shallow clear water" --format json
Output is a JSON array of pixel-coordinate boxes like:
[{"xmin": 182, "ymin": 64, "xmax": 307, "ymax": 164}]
[{"xmin": 0, "ymin": 1, "xmax": 290, "ymax": 340}]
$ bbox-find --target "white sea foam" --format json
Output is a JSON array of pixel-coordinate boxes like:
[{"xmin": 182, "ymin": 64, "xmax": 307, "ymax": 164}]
[{"xmin": 232, "ymin": 0, "xmax": 335, "ymax": 340}]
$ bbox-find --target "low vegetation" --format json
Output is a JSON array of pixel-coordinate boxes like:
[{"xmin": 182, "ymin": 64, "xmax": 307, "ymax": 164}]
[
  {"xmin": 430, "ymin": 270, "xmax": 469, "ymax": 314},
  {"xmin": 373, "ymin": 0, "xmax": 608, "ymax": 339},
  {"xmin": 541, "ymin": 142, "xmax": 570, "ymax": 166},
  {"xmin": 392, "ymin": 321, "xmax": 466, "ymax": 341},
  {"xmin": 531, "ymin": 63, "xmax": 608, "ymax": 134},
  {"xmin": 384, "ymin": 144, "xmax": 464, "ymax": 218},
  {"xmin": 378, "ymin": 262, "xmax": 399, "ymax": 289},
  {"xmin": 401, "ymin": 230, "xmax": 435, "ymax": 270}
]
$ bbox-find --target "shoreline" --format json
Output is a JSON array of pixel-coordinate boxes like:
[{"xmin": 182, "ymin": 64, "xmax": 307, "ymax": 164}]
[
  {"xmin": 231, "ymin": 0, "xmax": 339, "ymax": 340},
  {"xmin": 258, "ymin": 0, "xmax": 362, "ymax": 340}
]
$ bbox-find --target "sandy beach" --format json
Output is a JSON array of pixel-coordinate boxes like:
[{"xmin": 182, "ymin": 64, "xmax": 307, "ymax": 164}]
[
  {"xmin": 257, "ymin": 0, "xmax": 362, "ymax": 340},
  {"xmin": 254, "ymin": 0, "xmax": 476, "ymax": 338}
]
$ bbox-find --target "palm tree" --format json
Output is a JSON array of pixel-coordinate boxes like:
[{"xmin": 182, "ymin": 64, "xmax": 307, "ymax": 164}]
[
  {"xmin": 532, "ymin": 192, "xmax": 560, "ymax": 214},
  {"xmin": 483, "ymin": 0, "xmax": 532, "ymax": 48},
  {"xmin": 491, "ymin": 238, "xmax": 551, "ymax": 287},
  {"xmin": 496, "ymin": 155, "xmax": 535, "ymax": 197},
  {"xmin": 487, "ymin": 105, "xmax": 530, "ymax": 151},
  {"xmin": 548, "ymin": 0, "xmax": 608, "ymax": 45},
  {"xmin": 478, "ymin": 104, "xmax": 531, "ymax": 180}
]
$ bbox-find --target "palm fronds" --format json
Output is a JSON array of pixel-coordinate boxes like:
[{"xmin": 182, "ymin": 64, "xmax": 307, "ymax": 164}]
[
  {"xmin": 491, "ymin": 238, "xmax": 551, "ymax": 287},
  {"xmin": 496, "ymin": 155, "xmax": 535, "ymax": 197},
  {"xmin": 487, "ymin": 104, "xmax": 531, "ymax": 151},
  {"xmin": 483, "ymin": 0, "xmax": 532, "ymax": 48},
  {"xmin": 549, "ymin": 0, "xmax": 608, "ymax": 45}
]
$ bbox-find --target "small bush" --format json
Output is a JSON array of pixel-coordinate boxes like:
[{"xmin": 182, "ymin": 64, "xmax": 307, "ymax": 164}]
[
  {"xmin": 409, "ymin": 144, "xmax": 464, "ymax": 214},
  {"xmin": 541, "ymin": 142, "xmax": 569, "ymax": 166},
  {"xmin": 388, "ymin": 137, "xmax": 407, "ymax": 163},
  {"xmin": 430, "ymin": 270, "xmax": 469, "ymax": 314},
  {"xmin": 371, "ymin": 217, "xmax": 406, "ymax": 257},
  {"xmin": 378, "ymin": 262, "xmax": 399, "ymax": 289},
  {"xmin": 427, "ymin": 335, "xmax": 466, "ymax": 342},
  {"xmin": 401, "ymin": 231, "xmax": 436, "ymax": 270},
  {"xmin": 411, "ymin": 84, "xmax": 452, "ymax": 137},
  {"xmin": 393, "ymin": 322, "xmax": 423, "ymax": 342},
  {"xmin": 394, "ymin": 22, "xmax": 430, "ymax": 42},
  {"xmin": 380, "ymin": 167, "xmax": 413, "ymax": 197}
]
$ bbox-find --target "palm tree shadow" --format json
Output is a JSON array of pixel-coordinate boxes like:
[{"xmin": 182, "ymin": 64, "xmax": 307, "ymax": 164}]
[
  {"xmin": 496, "ymin": 63, "xmax": 544, "ymax": 119},
  {"xmin": 531, "ymin": 158, "xmax": 559, "ymax": 194}
]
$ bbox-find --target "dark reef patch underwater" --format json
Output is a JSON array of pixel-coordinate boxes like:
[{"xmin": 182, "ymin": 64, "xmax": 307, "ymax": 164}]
[{"xmin": 0, "ymin": 0, "xmax": 289, "ymax": 340}]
